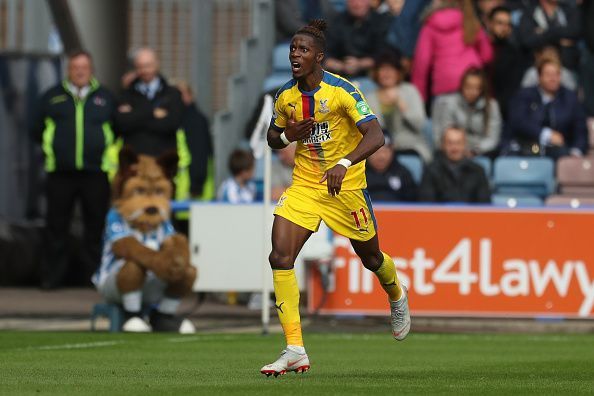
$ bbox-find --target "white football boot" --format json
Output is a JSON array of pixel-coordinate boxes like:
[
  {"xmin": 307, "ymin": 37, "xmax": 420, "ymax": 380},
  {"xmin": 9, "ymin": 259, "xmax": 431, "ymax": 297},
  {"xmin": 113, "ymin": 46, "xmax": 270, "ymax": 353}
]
[
  {"xmin": 122, "ymin": 316, "xmax": 152, "ymax": 333},
  {"xmin": 390, "ymin": 285, "xmax": 411, "ymax": 340},
  {"xmin": 260, "ymin": 348, "xmax": 310, "ymax": 377}
]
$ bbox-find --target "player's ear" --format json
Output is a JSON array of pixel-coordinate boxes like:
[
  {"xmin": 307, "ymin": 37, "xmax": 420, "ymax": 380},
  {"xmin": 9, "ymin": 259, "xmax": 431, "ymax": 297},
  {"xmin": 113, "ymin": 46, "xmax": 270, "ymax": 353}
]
[{"xmin": 316, "ymin": 51, "xmax": 324, "ymax": 64}]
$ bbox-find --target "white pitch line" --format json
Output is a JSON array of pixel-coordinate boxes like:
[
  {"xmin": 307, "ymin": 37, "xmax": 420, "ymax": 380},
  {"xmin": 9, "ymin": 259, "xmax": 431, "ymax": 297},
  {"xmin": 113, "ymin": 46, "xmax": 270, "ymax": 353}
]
[{"xmin": 25, "ymin": 340, "xmax": 124, "ymax": 351}]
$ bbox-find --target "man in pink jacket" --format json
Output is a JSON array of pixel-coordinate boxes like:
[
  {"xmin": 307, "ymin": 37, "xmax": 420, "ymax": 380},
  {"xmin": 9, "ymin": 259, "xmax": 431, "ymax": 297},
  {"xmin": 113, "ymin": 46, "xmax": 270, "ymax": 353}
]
[{"xmin": 412, "ymin": 1, "xmax": 493, "ymax": 103}]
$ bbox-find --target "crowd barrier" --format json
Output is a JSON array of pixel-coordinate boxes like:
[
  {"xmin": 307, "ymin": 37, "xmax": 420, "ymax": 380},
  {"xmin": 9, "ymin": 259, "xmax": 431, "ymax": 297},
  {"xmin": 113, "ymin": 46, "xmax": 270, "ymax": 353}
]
[{"xmin": 187, "ymin": 202, "xmax": 594, "ymax": 319}]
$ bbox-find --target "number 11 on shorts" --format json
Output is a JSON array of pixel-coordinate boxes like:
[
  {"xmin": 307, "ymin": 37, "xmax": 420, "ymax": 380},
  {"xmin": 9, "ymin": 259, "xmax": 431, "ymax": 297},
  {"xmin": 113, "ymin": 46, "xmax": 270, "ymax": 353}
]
[{"xmin": 350, "ymin": 208, "xmax": 368, "ymax": 229}]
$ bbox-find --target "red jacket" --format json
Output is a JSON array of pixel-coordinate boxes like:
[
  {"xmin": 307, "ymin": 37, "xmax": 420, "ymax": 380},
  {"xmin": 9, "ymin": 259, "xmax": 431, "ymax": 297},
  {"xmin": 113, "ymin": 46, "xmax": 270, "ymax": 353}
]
[{"xmin": 412, "ymin": 8, "xmax": 493, "ymax": 102}]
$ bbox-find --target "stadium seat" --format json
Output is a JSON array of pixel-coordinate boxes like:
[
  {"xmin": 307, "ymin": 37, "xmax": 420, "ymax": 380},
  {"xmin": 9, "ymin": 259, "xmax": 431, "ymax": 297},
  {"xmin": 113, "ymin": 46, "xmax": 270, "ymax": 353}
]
[
  {"xmin": 272, "ymin": 44, "xmax": 290, "ymax": 72},
  {"xmin": 472, "ymin": 156, "xmax": 492, "ymax": 179},
  {"xmin": 545, "ymin": 195, "xmax": 594, "ymax": 208},
  {"xmin": 492, "ymin": 194, "xmax": 543, "ymax": 208},
  {"xmin": 493, "ymin": 157, "xmax": 555, "ymax": 198},
  {"xmin": 91, "ymin": 303, "xmax": 124, "ymax": 332},
  {"xmin": 262, "ymin": 72, "xmax": 291, "ymax": 92},
  {"xmin": 397, "ymin": 154, "xmax": 423, "ymax": 185},
  {"xmin": 556, "ymin": 157, "xmax": 594, "ymax": 197},
  {"xmin": 351, "ymin": 77, "xmax": 376, "ymax": 95}
]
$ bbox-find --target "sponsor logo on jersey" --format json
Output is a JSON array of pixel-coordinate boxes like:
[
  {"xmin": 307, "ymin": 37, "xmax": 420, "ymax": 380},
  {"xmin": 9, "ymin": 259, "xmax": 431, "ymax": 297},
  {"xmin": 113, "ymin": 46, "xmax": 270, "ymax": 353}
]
[{"xmin": 302, "ymin": 121, "xmax": 331, "ymax": 144}]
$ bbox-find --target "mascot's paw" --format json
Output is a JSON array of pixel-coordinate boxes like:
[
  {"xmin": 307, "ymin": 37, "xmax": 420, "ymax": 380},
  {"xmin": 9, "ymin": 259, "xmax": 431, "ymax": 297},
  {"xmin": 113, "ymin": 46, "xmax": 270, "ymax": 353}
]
[
  {"xmin": 149, "ymin": 310, "xmax": 196, "ymax": 334},
  {"xmin": 122, "ymin": 316, "xmax": 152, "ymax": 333}
]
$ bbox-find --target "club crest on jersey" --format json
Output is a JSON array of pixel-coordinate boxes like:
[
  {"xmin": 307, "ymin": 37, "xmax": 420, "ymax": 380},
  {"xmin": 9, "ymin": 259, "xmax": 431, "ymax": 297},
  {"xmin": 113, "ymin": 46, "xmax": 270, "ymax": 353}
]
[
  {"xmin": 94, "ymin": 96, "xmax": 107, "ymax": 107},
  {"xmin": 319, "ymin": 99, "xmax": 330, "ymax": 114},
  {"xmin": 302, "ymin": 121, "xmax": 331, "ymax": 144}
]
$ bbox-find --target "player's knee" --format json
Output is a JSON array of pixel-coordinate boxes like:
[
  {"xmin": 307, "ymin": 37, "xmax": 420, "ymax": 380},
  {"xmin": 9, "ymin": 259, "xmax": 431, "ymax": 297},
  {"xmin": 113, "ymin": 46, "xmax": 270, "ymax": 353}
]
[
  {"xmin": 360, "ymin": 251, "xmax": 383, "ymax": 272},
  {"xmin": 269, "ymin": 249, "xmax": 294, "ymax": 270},
  {"xmin": 116, "ymin": 261, "xmax": 146, "ymax": 292}
]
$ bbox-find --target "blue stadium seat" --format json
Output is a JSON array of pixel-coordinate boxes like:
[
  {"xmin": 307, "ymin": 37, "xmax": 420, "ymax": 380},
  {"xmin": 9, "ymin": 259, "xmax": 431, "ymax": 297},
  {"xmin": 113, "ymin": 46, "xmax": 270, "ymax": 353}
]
[
  {"xmin": 91, "ymin": 303, "xmax": 124, "ymax": 332},
  {"xmin": 492, "ymin": 194, "xmax": 543, "ymax": 207},
  {"xmin": 351, "ymin": 77, "xmax": 377, "ymax": 95},
  {"xmin": 272, "ymin": 44, "xmax": 290, "ymax": 72},
  {"xmin": 473, "ymin": 156, "xmax": 492, "ymax": 179},
  {"xmin": 263, "ymin": 72, "xmax": 291, "ymax": 92},
  {"xmin": 493, "ymin": 157, "xmax": 555, "ymax": 198},
  {"xmin": 397, "ymin": 154, "xmax": 423, "ymax": 185}
]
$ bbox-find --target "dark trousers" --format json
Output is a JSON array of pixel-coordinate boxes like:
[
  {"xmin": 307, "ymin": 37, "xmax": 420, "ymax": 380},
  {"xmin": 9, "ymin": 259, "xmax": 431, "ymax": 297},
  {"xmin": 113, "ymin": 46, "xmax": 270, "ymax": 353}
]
[{"xmin": 41, "ymin": 171, "xmax": 110, "ymax": 288}]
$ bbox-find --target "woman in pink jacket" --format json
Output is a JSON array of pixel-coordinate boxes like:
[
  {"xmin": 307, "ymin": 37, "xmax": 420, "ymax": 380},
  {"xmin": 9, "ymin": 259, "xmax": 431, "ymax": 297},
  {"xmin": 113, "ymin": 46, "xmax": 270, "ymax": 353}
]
[{"xmin": 412, "ymin": 0, "xmax": 493, "ymax": 103}]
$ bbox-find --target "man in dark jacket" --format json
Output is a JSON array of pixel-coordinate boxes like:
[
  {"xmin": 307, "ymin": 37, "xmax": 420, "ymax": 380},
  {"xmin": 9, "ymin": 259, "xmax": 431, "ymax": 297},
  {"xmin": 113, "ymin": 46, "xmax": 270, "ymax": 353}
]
[
  {"xmin": 176, "ymin": 81, "xmax": 213, "ymax": 199},
  {"xmin": 419, "ymin": 127, "xmax": 491, "ymax": 203},
  {"xmin": 487, "ymin": 5, "xmax": 530, "ymax": 120},
  {"xmin": 324, "ymin": 0, "xmax": 390, "ymax": 78},
  {"xmin": 32, "ymin": 50, "xmax": 115, "ymax": 288},
  {"xmin": 365, "ymin": 134, "xmax": 417, "ymax": 202},
  {"xmin": 506, "ymin": 58, "xmax": 587, "ymax": 159},
  {"xmin": 115, "ymin": 48, "xmax": 183, "ymax": 157},
  {"xmin": 517, "ymin": 0, "xmax": 581, "ymax": 71}
]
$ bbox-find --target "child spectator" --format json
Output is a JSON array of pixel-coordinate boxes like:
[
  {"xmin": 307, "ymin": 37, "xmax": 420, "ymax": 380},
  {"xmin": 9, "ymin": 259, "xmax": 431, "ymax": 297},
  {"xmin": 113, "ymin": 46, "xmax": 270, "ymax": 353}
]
[{"xmin": 218, "ymin": 149, "xmax": 256, "ymax": 203}]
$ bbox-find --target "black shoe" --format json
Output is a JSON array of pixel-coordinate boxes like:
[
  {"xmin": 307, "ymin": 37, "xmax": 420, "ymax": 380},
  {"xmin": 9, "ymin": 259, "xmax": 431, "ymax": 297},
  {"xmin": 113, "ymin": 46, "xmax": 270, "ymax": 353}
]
[{"xmin": 149, "ymin": 310, "xmax": 184, "ymax": 332}]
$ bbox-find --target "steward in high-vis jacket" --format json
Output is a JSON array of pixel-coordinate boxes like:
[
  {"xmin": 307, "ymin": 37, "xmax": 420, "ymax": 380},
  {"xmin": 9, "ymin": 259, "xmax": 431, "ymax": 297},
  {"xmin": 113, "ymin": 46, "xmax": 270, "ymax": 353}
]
[{"xmin": 32, "ymin": 50, "xmax": 115, "ymax": 289}]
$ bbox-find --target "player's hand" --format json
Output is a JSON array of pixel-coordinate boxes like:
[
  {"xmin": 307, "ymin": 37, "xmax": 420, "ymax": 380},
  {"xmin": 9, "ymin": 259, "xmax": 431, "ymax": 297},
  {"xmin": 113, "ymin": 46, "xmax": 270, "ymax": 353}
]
[
  {"xmin": 284, "ymin": 109, "xmax": 314, "ymax": 142},
  {"xmin": 319, "ymin": 164, "xmax": 347, "ymax": 197}
]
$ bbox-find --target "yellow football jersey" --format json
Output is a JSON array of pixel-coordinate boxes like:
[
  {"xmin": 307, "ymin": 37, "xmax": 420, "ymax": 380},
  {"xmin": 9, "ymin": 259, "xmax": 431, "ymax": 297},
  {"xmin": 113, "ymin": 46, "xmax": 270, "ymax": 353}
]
[{"xmin": 270, "ymin": 71, "xmax": 377, "ymax": 191}]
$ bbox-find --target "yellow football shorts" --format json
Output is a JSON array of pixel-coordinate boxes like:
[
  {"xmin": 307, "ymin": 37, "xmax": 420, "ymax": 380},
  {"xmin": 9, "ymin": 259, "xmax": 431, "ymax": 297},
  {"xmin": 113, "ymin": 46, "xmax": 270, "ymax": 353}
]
[{"xmin": 274, "ymin": 184, "xmax": 378, "ymax": 241}]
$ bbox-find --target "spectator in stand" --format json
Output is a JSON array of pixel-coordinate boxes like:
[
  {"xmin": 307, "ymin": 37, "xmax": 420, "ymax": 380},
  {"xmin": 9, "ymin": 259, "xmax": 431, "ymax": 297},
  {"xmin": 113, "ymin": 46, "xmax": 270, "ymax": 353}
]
[
  {"xmin": 411, "ymin": 0, "xmax": 493, "ymax": 103},
  {"xmin": 366, "ymin": 133, "xmax": 418, "ymax": 202},
  {"xmin": 32, "ymin": 50, "xmax": 115, "ymax": 289},
  {"xmin": 271, "ymin": 142, "xmax": 296, "ymax": 201},
  {"xmin": 218, "ymin": 149, "xmax": 256, "ymax": 203},
  {"xmin": 419, "ymin": 126, "xmax": 491, "ymax": 203},
  {"xmin": 475, "ymin": 0, "xmax": 504, "ymax": 27},
  {"xmin": 506, "ymin": 58, "xmax": 587, "ymax": 159},
  {"xmin": 275, "ymin": 0, "xmax": 337, "ymax": 43},
  {"xmin": 521, "ymin": 45, "xmax": 576, "ymax": 91},
  {"xmin": 175, "ymin": 81, "xmax": 214, "ymax": 200},
  {"xmin": 114, "ymin": 48, "xmax": 183, "ymax": 157},
  {"xmin": 385, "ymin": 0, "xmax": 431, "ymax": 78},
  {"xmin": 517, "ymin": 0, "xmax": 581, "ymax": 72},
  {"xmin": 366, "ymin": 51, "xmax": 430, "ymax": 161},
  {"xmin": 385, "ymin": 0, "xmax": 428, "ymax": 54},
  {"xmin": 325, "ymin": 0, "xmax": 391, "ymax": 78},
  {"xmin": 432, "ymin": 67, "xmax": 501, "ymax": 157},
  {"xmin": 582, "ymin": 0, "xmax": 594, "ymax": 117},
  {"xmin": 487, "ymin": 5, "xmax": 529, "ymax": 120}
]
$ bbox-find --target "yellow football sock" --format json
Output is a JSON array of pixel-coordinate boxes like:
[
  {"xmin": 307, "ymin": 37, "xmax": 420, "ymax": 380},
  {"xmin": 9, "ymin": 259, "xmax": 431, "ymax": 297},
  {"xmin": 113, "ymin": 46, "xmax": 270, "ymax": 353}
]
[
  {"xmin": 373, "ymin": 252, "xmax": 403, "ymax": 302},
  {"xmin": 272, "ymin": 269, "xmax": 303, "ymax": 347}
]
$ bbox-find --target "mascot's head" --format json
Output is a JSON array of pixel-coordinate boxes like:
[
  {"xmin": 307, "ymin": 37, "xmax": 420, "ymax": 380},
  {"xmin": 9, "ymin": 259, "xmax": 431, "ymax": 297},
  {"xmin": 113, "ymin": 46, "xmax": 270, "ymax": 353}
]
[{"xmin": 112, "ymin": 146, "xmax": 178, "ymax": 233}]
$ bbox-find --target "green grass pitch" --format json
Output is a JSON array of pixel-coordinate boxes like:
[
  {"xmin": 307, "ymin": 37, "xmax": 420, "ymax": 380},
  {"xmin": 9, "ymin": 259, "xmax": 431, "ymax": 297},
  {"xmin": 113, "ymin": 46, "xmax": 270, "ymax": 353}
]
[{"xmin": 0, "ymin": 331, "xmax": 592, "ymax": 395}]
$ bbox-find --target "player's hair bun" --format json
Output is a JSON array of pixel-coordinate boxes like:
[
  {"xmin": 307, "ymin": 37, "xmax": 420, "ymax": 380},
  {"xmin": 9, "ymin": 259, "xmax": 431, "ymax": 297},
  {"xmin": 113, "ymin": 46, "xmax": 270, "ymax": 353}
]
[{"xmin": 308, "ymin": 19, "xmax": 327, "ymax": 32}]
